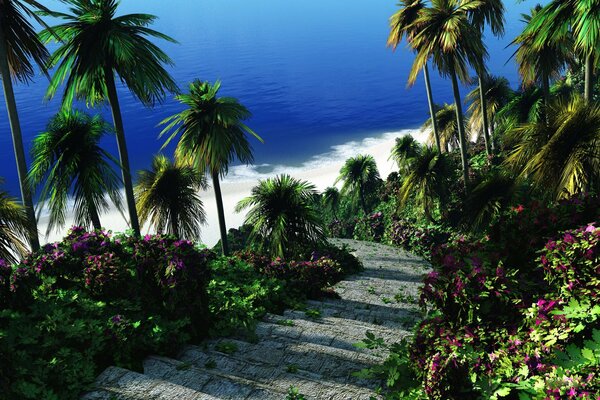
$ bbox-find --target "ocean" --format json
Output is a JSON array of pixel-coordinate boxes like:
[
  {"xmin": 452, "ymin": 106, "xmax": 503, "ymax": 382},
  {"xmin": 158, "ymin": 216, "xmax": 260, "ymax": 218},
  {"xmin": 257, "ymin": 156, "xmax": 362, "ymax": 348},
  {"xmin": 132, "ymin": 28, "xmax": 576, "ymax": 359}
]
[{"xmin": 0, "ymin": 0, "xmax": 540, "ymax": 197}]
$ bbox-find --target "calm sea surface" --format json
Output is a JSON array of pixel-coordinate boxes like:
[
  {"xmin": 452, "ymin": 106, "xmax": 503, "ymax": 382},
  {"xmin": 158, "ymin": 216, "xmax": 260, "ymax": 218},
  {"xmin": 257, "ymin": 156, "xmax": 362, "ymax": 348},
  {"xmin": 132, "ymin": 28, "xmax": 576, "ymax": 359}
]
[{"xmin": 1, "ymin": 0, "xmax": 539, "ymax": 196}]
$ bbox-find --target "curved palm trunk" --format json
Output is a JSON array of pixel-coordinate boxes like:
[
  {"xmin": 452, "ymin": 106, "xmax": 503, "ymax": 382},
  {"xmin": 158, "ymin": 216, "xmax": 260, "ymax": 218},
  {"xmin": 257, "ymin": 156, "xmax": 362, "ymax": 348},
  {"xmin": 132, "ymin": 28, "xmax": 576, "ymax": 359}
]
[
  {"xmin": 212, "ymin": 171, "xmax": 229, "ymax": 256},
  {"xmin": 423, "ymin": 64, "xmax": 441, "ymax": 153},
  {"xmin": 450, "ymin": 70, "xmax": 470, "ymax": 192},
  {"xmin": 0, "ymin": 24, "xmax": 39, "ymax": 252},
  {"xmin": 585, "ymin": 54, "xmax": 594, "ymax": 102},
  {"xmin": 104, "ymin": 69, "xmax": 140, "ymax": 236},
  {"xmin": 478, "ymin": 75, "xmax": 491, "ymax": 155}
]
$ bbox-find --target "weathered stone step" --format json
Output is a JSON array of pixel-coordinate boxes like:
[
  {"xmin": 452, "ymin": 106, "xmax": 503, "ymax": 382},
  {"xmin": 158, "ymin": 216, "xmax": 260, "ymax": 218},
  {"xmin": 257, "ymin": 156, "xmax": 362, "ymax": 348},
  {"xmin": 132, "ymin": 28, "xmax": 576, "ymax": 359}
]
[
  {"xmin": 257, "ymin": 312, "xmax": 408, "ymax": 353},
  {"xmin": 176, "ymin": 345, "xmax": 379, "ymax": 399},
  {"xmin": 201, "ymin": 337, "xmax": 380, "ymax": 385},
  {"xmin": 285, "ymin": 303, "xmax": 410, "ymax": 330},
  {"xmin": 143, "ymin": 356, "xmax": 282, "ymax": 400},
  {"xmin": 81, "ymin": 366, "xmax": 221, "ymax": 400}
]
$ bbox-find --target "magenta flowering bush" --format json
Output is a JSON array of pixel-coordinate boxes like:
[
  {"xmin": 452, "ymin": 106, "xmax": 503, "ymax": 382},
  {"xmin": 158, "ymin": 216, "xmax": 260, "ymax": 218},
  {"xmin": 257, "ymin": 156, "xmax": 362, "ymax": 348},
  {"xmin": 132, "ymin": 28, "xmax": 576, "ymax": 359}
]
[
  {"xmin": 403, "ymin": 195, "xmax": 600, "ymax": 398},
  {"xmin": 385, "ymin": 217, "xmax": 451, "ymax": 258},
  {"xmin": 261, "ymin": 256, "xmax": 343, "ymax": 298},
  {"xmin": 354, "ymin": 211, "xmax": 385, "ymax": 242}
]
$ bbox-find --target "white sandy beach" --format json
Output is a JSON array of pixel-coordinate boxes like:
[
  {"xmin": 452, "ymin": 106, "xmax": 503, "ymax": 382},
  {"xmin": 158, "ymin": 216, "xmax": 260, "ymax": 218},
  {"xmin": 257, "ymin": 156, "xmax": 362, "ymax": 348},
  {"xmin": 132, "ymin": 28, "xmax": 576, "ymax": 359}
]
[{"xmin": 38, "ymin": 128, "xmax": 427, "ymax": 247}]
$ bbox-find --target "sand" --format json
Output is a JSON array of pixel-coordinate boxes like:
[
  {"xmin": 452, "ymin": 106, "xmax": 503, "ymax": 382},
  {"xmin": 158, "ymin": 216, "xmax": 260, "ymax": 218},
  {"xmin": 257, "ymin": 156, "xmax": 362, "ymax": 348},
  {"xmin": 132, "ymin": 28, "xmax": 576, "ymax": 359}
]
[{"xmin": 38, "ymin": 128, "xmax": 427, "ymax": 247}]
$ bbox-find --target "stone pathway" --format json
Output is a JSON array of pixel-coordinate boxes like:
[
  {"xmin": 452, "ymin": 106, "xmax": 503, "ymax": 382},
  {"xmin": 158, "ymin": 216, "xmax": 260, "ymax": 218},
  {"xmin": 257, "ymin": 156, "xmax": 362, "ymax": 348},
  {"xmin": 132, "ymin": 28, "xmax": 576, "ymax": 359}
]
[{"xmin": 81, "ymin": 239, "xmax": 430, "ymax": 400}]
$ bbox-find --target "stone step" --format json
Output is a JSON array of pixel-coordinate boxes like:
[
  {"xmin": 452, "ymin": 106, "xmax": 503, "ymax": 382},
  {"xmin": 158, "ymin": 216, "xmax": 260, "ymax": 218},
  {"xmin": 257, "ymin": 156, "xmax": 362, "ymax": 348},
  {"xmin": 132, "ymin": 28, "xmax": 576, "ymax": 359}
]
[
  {"xmin": 200, "ymin": 337, "xmax": 380, "ymax": 385},
  {"xmin": 143, "ymin": 356, "xmax": 283, "ymax": 400},
  {"xmin": 81, "ymin": 366, "xmax": 221, "ymax": 400},
  {"xmin": 285, "ymin": 303, "xmax": 412, "ymax": 330},
  {"xmin": 176, "ymin": 345, "xmax": 378, "ymax": 399},
  {"xmin": 257, "ymin": 312, "xmax": 409, "ymax": 353}
]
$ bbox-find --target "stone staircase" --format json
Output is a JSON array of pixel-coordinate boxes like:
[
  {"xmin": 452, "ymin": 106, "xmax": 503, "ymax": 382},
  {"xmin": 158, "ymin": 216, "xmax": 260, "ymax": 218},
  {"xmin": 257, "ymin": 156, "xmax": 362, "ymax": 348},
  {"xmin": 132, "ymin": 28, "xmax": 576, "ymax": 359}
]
[{"xmin": 81, "ymin": 239, "xmax": 430, "ymax": 400}]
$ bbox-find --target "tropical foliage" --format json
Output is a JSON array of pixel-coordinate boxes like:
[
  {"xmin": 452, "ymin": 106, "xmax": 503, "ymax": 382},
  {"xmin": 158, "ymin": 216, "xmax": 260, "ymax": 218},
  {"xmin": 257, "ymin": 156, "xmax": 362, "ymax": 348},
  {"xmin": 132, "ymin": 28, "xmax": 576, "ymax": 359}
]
[
  {"xmin": 0, "ymin": 179, "xmax": 31, "ymax": 263},
  {"xmin": 235, "ymin": 174, "xmax": 325, "ymax": 258},
  {"xmin": 335, "ymin": 154, "xmax": 381, "ymax": 215},
  {"xmin": 0, "ymin": 0, "xmax": 52, "ymax": 251},
  {"xmin": 161, "ymin": 80, "xmax": 262, "ymax": 255},
  {"xmin": 135, "ymin": 155, "xmax": 207, "ymax": 240},
  {"xmin": 40, "ymin": 0, "xmax": 179, "ymax": 236},
  {"xmin": 28, "ymin": 110, "xmax": 123, "ymax": 237}
]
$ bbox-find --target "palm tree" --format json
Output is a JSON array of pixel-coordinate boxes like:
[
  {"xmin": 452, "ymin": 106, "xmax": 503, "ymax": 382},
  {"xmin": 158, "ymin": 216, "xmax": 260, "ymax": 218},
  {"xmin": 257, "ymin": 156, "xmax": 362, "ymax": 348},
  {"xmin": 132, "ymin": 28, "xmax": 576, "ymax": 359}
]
[
  {"xmin": 39, "ymin": 0, "xmax": 179, "ymax": 237},
  {"xmin": 389, "ymin": 135, "xmax": 421, "ymax": 173},
  {"xmin": 388, "ymin": 0, "xmax": 441, "ymax": 152},
  {"xmin": 512, "ymin": 4, "xmax": 573, "ymax": 109},
  {"xmin": 462, "ymin": 171, "xmax": 518, "ymax": 232},
  {"xmin": 322, "ymin": 186, "xmax": 341, "ymax": 220},
  {"xmin": 466, "ymin": 0, "xmax": 505, "ymax": 155},
  {"xmin": 0, "ymin": 0, "xmax": 52, "ymax": 251},
  {"xmin": 466, "ymin": 75, "xmax": 513, "ymax": 150},
  {"xmin": 335, "ymin": 154, "xmax": 380, "ymax": 215},
  {"xmin": 135, "ymin": 155, "xmax": 207, "ymax": 240},
  {"xmin": 160, "ymin": 80, "xmax": 262, "ymax": 256},
  {"xmin": 505, "ymin": 96, "xmax": 600, "ymax": 199},
  {"xmin": 525, "ymin": 0, "xmax": 597, "ymax": 101},
  {"xmin": 398, "ymin": 146, "xmax": 452, "ymax": 222},
  {"xmin": 235, "ymin": 174, "xmax": 325, "ymax": 259},
  {"xmin": 422, "ymin": 103, "xmax": 460, "ymax": 152},
  {"xmin": 0, "ymin": 178, "xmax": 32, "ymax": 263},
  {"xmin": 409, "ymin": 0, "xmax": 487, "ymax": 191},
  {"xmin": 27, "ymin": 110, "xmax": 123, "ymax": 237}
]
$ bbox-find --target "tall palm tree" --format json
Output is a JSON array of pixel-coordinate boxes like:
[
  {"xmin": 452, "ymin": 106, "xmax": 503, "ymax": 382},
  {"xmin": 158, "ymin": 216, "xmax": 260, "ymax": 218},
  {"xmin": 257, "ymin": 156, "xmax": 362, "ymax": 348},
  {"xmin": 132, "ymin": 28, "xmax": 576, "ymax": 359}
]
[
  {"xmin": 322, "ymin": 186, "xmax": 341, "ymax": 220},
  {"xmin": 398, "ymin": 146, "xmax": 452, "ymax": 222},
  {"xmin": 0, "ymin": 178, "xmax": 32, "ymax": 263},
  {"xmin": 160, "ymin": 80, "xmax": 262, "ymax": 256},
  {"xmin": 39, "ymin": 0, "xmax": 179, "ymax": 236},
  {"xmin": 409, "ymin": 0, "xmax": 487, "ymax": 191},
  {"xmin": 525, "ymin": 0, "xmax": 597, "ymax": 101},
  {"xmin": 466, "ymin": 75, "xmax": 513, "ymax": 149},
  {"xmin": 389, "ymin": 135, "xmax": 421, "ymax": 173},
  {"xmin": 388, "ymin": 0, "xmax": 442, "ymax": 152},
  {"xmin": 235, "ymin": 174, "xmax": 325, "ymax": 259},
  {"xmin": 27, "ymin": 110, "xmax": 123, "ymax": 237},
  {"xmin": 512, "ymin": 4, "xmax": 573, "ymax": 109},
  {"xmin": 422, "ymin": 103, "xmax": 460, "ymax": 152},
  {"xmin": 467, "ymin": 0, "xmax": 505, "ymax": 155},
  {"xmin": 0, "ymin": 0, "xmax": 52, "ymax": 251},
  {"xmin": 505, "ymin": 96, "xmax": 600, "ymax": 199},
  {"xmin": 135, "ymin": 155, "xmax": 207, "ymax": 240},
  {"xmin": 335, "ymin": 154, "xmax": 380, "ymax": 215}
]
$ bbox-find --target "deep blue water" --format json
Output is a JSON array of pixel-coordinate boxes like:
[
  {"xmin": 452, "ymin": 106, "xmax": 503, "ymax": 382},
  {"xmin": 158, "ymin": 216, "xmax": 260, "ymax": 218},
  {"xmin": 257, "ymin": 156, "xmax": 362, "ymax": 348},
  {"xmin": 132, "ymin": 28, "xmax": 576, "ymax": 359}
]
[{"xmin": 0, "ymin": 0, "xmax": 540, "ymax": 196}]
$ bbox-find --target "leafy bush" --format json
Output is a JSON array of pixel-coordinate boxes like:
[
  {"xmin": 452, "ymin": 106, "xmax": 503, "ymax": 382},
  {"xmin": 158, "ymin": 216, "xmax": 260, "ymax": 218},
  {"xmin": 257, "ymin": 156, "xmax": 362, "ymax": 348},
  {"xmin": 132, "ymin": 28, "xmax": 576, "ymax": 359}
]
[
  {"xmin": 207, "ymin": 257, "xmax": 286, "ymax": 336},
  {"xmin": 404, "ymin": 213, "xmax": 600, "ymax": 398},
  {"xmin": 0, "ymin": 228, "xmax": 214, "ymax": 399},
  {"xmin": 354, "ymin": 211, "xmax": 385, "ymax": 242},
  {"xmin": 385, "ymin": 218, "xmax": 451, "ymax": 259}
]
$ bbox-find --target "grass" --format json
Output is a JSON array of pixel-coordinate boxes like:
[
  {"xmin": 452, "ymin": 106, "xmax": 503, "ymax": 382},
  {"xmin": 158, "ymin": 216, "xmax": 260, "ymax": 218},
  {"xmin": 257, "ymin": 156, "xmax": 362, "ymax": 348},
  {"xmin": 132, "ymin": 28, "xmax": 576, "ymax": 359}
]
[{"xmin": 214, "ymin": 341, "xmax": 238, "ymax": 355}]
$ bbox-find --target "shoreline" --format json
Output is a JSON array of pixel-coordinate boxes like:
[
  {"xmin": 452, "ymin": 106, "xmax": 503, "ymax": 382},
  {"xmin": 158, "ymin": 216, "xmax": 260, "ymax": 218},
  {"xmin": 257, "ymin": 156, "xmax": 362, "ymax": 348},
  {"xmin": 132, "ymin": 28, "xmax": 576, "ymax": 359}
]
[{"xmin": 38, "ymin": 127, "xmax": 427, "ymax": 247}]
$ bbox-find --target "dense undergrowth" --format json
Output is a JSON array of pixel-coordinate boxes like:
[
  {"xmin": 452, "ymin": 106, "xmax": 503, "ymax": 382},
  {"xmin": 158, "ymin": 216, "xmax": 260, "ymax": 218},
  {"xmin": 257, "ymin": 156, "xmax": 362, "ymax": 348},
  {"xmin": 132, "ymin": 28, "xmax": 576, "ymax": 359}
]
[
  {"xmin": 0, "ymin": 227, "xmax": 361, "ymax": 399},
  {"xmin": 346, "ymin": 188, "xmax": 600, "ymax": 398}
]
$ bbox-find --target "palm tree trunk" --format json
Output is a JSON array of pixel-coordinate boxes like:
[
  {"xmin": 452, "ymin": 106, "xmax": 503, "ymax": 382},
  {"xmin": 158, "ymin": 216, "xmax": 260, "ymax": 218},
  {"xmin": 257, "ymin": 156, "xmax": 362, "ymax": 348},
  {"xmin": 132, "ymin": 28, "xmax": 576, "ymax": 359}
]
[
  {"xmin": 170, "ymin": 209, "xmax": 179, "ymax": 238},
  {"xmin": 359, "ymin": 186, "xmax": 368, "ymax": 215},
  {"xmin": 212, "ymin": 171, "xmax": 229, "ymax": 256},
  {"xmin": 478, "ymin": 75, "xmax": 491, "ymax": 156},
  {"xmin": 450, "ymin": 70, "xmax": 469, "ymax": 192},
  {"xmin": 104, "ymin": 68, "xmax": 140, "ymax": 236},
  {"xmin": 585, "ymin": 54, "xmax": 594, "ymax": 102},
  {"xmin": 423, "ymin": 64, "xmax": 441, "ymax": 153},
  {"xmin": 0, "ymin": 24, "xmax": 39, "ymax": 252},
  {"xmin": 542, "ymin": 72, "xmax": 551, "ymax": 124},
  {"xmin": 89, "ymin": 204, "xmax": 102, "ymax": 230}
]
